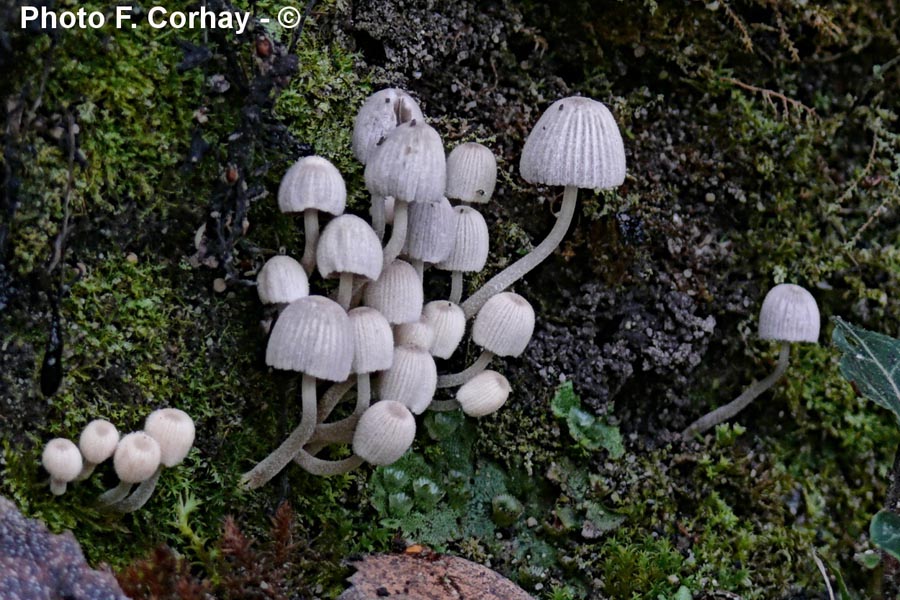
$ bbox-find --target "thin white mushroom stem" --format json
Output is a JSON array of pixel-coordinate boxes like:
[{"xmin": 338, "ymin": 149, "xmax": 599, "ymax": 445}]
[
  {"xmin": 306, "ymin": 373, "xmax": 371, "ymax": 447},
  {"xmin": 681, "ymin": 342, "xmax": 791, "ymax": 439},
  {"xmin": 97, "ymin": 480, "xmax": 133, "ymax": 506},
  {"xmin": 293, "ymin": 449, "xmax": 363, "ymax": 476},
  {"xmin": 356, "ymin": 373, "xmax": 372, "ymax": 415},
  {"xmin": 240, "ymin": 373, "xmax": 318, "ymax": 490},
  {"xmin": 300, "ymin": 209, "xmax": 320, "ymax": 275},
  {"xmin": 317, "ymin": 379, "xmax": 355, "ymax": 422},
  {"xmin": 371, "ymin": 195, "xmax": 386, "ymax": 241},
  {"xmin": 49, "ymin": 478, "xmax": 70, "ymax": 496},
  {"xmin": 338, "ymin": 272, "xmax": 354, "ymax": 310},
  {"xmin": 74, "ymin": 462, "xmax": 98, "ymax": 482},
  {"xmin": 110, "ymin": 465, "xmax": 163, "ymax": 513},
  {"xmin": 382, "ymin": 199, "xmax": 408, "ymax": 265},
  {"xmin": 412, "ymin": 258, "xmax": 425, "ymax": 281},
  {"xmin": 461, "ymin": 185, "xmax": 579, "ymax": 319},
  {"xmin": 449, "ymin": 271, "xmax": 464, "ymax": 304},
  {"xmin": 437, "ymin": 350, "xmax": 494, "ymax": 388}
]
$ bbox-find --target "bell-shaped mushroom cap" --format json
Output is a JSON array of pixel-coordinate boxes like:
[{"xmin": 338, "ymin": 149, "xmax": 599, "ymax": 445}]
[
  {"xmin": 445, "ymin": 142, "xmax": 498, "ymax": 203},
  {"xmin": 349, "ymin": 307, "xmax": 394, "ymax": 374},
  {"xmin": 758, "ymin": 283, "xmax": 820, "ymax": 343},
  {"xmin": 317, "ymin": 214, "xmax": 384, "ymax": 281},
  {"xmin": 144, "ymin": 408, "xmax": 196, "ymax": 468},
  {"xmin": 42, "ymin": 438, "xmax": 83, "ymax": 482},
  {"xmin": 520, "ymin": 97, "xmax": 626, "ymax": 190},
  {"xmin": 364, "ymin": 120, "xmax": 446, "ymax": 205},
  {"xmin": 394, "ymin": 319, "xmax": 435, "ymax": 351},
  {"xmin": 435, "ymin": 206, "xmax": 489, "ymax": 272},
  {"xmin": 363, "ymin": 260, "xmax": 424, "ymax": 324},
  {"xmin": 456, "ymin": 370, "xmax": 511, "ymax": 417},
  {"xmin": 278, "ymin": 155, "xmax": 347, "ymax": 215},
  {"xmin": 257, "ymin": 255, "xmax": 310, "ymax": 305},
  {"xmin": 78, "ymin": 420, "xmax": 119, "ymax": 465},
  {"xmin": 422, "ymin": 301, "xmax": 466, "ymax": 359},
  {"xmin": 403, "ymin": 197, "xmax": 455, "ymax": 263},
  {"xmin": 472, "ymin": 292, "xmax": 536, "ymax": 357},
  {"xmin": 352, "ymin": 88, "xmax": 425, "ymax": 165},
  {"xmin": 380, "ymin": 345, "xmax": 437, "ymax": 414},
  {"xmin": 352, "ymin": 400, "xmax": 417, "ymax": 466},
  {"xmin": 113, "ymin": 432, "xmax": 161, "ymax": 484},
  {"xmin": 266, "ymin": 295, "xmax": 354, "ymax": 381}
]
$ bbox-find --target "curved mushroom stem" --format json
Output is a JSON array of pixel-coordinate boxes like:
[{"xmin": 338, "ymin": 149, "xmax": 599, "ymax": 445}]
[
  {"xmin": 449, "ymin": 271, "xmax": 464, "ymax": 304},
  {"xmin": 97, "ymin": 480, "xmax": 133, "ymax": 506},
  {"xmin": 437, "ymin": 350, "xmax": 494, "ymax": 388},
  {"xmin": 110, "ymin": 465, "xmax": 163, "ymax": 513},
  {"xmin": 412, "ymin": 258, "xmax": 424, "ymax": 281},
  {"xmin": 338, "ymin": 272, "xmax": 354, "ymax": 310},
  {"xmin": 49, "ymin": 478, "xmax": 69, "ymax": 496},
  {"xmin": 681, "ymin": 342, "xmax": 791, "ymax": 439},
  {"xmin": 317, "ymin": 379, "xmax": 356, "ymax": 422},
  {"xmin": 293, "ymin": 449, "xmax": 363, "ymax": 476},
  {"xmin": 461, "ymin": 185, "xmax": 579, "ymax": 319},
  {"xmin": 382, "ymin": 199, "xmax": 408, "ymax": 265},
  {"xmin": 305, "ymin": 374, "xmax": 370, "ymax": 448},
  {"xmin": 371, "ymin": 195, "xmax": 386, "ymax": 241},
  {"xmin": 300, "ymin": 209, "xmax": 320, "ymax": 275},
  {"xmin": 428, "ymin": 399, "xmax": 461, "ymax": 412},
  {"xmin": 74, "ymin": 461, "xmax": 98, "ymax": 482},
  {"xmin": 240, "ymin": 374, "xmax": 318, "ymax": 490}
]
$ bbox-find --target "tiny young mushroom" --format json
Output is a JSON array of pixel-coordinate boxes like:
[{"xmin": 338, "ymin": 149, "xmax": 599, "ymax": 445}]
[
  {"xmin": 256, "ymin": 255, "xmax": 310, "ymax": 308},
  {"xmin": 402, "ymin": 197, "xmax": 455, "ymax": 278},
  {"xmin": 381, "ymin": 344, "xmax": 439, "ymax": 415},
  {"xmin": 365, "ymin": 120, "xmax": 446, "ymax": 265},
  {"xmin": 681, "ymin": 283, "xmax": 821, "ymax": 438},
  {"xmin": 76, "ymin": 419, "xmax": 119, "ymax": 481},
  {"xmin": 241, "ymin": 295, "xmax": 353, "ymax": 489},
  {"xmin": 111, "ymin": 408, "xmax": 195, "ymax": 512},
  {"xmin": 460, "ymin": 96, "xmax": 626, "ymax": 318},
  {"xmin": 352, "ymin": 400, "xmax": 417, "ymax": 466},
  {"xmin": 98, "ymin": 432, "xmax": 161, "ymax": 506},
  {"xmin": 456, "ymin": 370, "xmax": 511, "ymax": 418},
  {"xmin": 317, "ymin": 214, "xmax": 384, "ymax": 309},
  {"xmin": 422, "ymin": 300, "xmax": 467, "ymax": 360},
  {"xmin": 363, "ymin": 260, "xmax": 424, "ymax": 325},
  {"xmin": 351, "ymin": 88, "xmax": 425, "ymax": 239},
  {"xmin": 42, "ymin": 438, "xmax": 83, "ymax": 496},
  {"xmin": 278, "ymin": 155, "xmax": 347, "ymax": 275},
  {"xmin": 435, "ymin": 206, "xmax": 489, "ymax": 304},
  {"xmin": 438, "ymin": 292, "xmax": 535, "ymax": 389},
  {"xmin": 445, "ymin": 142, "xmax": 497, "ymax": 206}
]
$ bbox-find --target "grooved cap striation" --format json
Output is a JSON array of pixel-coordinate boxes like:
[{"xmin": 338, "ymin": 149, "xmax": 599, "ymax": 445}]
[
  {"xmin": 422, "ymin": 301, "xmax": 466, "ymax": 359},
  {"xmin": 472, "ymin": 292, "xmax": 536, "ymax": 357},
  {"xmin": 144, "ymin": 408, "xmax": 196, "ymax": 468},
  {"xmin": 758, "ymin": 283, "xmax": 820, "ymax": 343},
  {"xmin": 317, "ymin": 214, "xmax": 384, "ymax": 280},
  {"xmin": 363, "ymin": 260, "xmax": 424, "ymax": 324},
  {"xmin": 266, "ymin": 296, "xmax": 354, "ymax": 381},
  {"xmin": 445, "ymin": 142, "xmax": 497, "ymax": 203},
  {"xmin": 435, "ymin": 206, "xmax": 489, "ymax": 272},
  {"xmin": 365, "ymin": 120, "xmax": 446, "ymax": 204},
  {"xmin": 456, "ymin": 370, "xmax": 511, "ymax": 417},
  {"xmin": 352, "ymin": 400, "xmax": 416, "ymax": 466},
  {"xmin": 348, "ymin": 307, "xmax": 394, "ymax": 374},
  {"xmin": 380, "ymin": 345, "xmax": 438, "ymax": 414},
  {"xmin": 394, "ymin": 319, "xmax": 436, "ymax": 351},
  {"xmin": 113, "ymin": 432, "xmax": 161, "ymax": 484},
  {"xmin": 42, "ymin": 438, "xmax": 83, "ymax": 482},
  {"xmin": 78, "ymin": 420, "xmax": 119, "ymax": 465},
  {"xmin": 257, "ymin": 255, "xmax": 309, "ymax": 305},
  {"xmin": 404, "ymin": 197, "xmax": 456, "ymax": 263},
  {"xmin": 520, "ymin": 97, "xmax": 626, "ymax": 190},
  {"xmin": 352, "ymin": 88, "xmax": 425, "ymax": 165},
  {"xmin": 278, "ymin": 155, "xmax": 347, "ymax": 215}
]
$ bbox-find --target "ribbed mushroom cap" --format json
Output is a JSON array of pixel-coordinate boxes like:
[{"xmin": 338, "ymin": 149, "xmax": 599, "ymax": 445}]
[
  {"xmin": 348, "ymin": 307, "xmax": 394, "ymax": 374},
  {"xmin": 380, "ymin": 345, "xmax": 437, "ymax": 414},
  {"xmin": 278, "ymin": 155, "xmax": 347, "ymax": 215},
  {"xmin": 352, "ymin": 88, "xmax": 425, "ymax": 165},
  {"xmin": 445, "ymin": 142, "xmax": 497, "ymax": 203},
  {"xmin": 144, "ymin": 408, "xmax": 196, "ymax": 468},
  {"xmin": 403, "ymin": 197, "xmax": 455, "ymax": 263},
  {"xmin": 422, "ymin": 301, "xmax": 466, "ymax": 359},
  {"xmin": 472, "ymin": 292, "xmax": 536, "ymax": 357},
  {"xmin": 394, "ymin": 319, "xmax": 436, "ymax": 351},
  {"xmin": 435, "ymin": 206, "xmax": 489, "ymax": 272},
  {"xmin": 352, "ymin": 401, "xmax": 417, "ymax": 466},
  {"xmin": 520, "ymin": 97, "xmax": 626, "ymax": 190},
  {"xmin": 42, "ymin": 438, "xmax": 83, "ymax": 482},
  {"xmin": 456, "ymin": 370, "xmax": 511, "ymax": 417},
  {"xmin": 78, "ymin": 420, "xmax": 119, "ymax": 465},
  {"xmin": 364, "ymin": 120, "xmax": 446, "ymax": 204},
  {"xmin": 758, "ymin": 283, "xmax": 820, "ymax": 343},
  {"xmin": 317, "ymin": 214, "xmax": 384, "ymax": 280},
  {"xmin": 257, "ymin": 255, "xmax": 309, "ymax": 305},
  {"xmin": 113, "ymin": 432, "xmax": 161, "ymax": 484},
  {"xmin": 265, "ymin": 296, "xmax": 354, "ymax": 381},
  {"xmin": 363, "ymin": 260, "xmax": 424, "ymax": 324}
]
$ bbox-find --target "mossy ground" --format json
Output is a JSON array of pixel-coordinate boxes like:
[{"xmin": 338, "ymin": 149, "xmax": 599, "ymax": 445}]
[{"xmin": 2, "ymin": 0, "xmax": 900, "ymax": 598}]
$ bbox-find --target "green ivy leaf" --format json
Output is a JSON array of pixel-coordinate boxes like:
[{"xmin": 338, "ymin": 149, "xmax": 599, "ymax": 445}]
[
  {"xmin": 832, "ymin": 317, "xmax": 900, "ymax": 421},
  {"xmin": 871, "ymin": 510, "xmax": 900, "ymax": 561}
]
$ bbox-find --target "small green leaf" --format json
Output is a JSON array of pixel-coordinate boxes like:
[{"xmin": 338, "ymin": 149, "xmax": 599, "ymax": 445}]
[
  {"xmin": 552, "ymin": 382, "xmax": 625, "ymax": 459},
  {"xmin": 832, "ymin": 317, "xmax": 900, "ymax": 421},
  {"xmin": 870, "ymin": 510, "xmax": 900, "ymax": 561},
  {"xmin": 550, "ymin": 381, "xmax": 579, "ymax": 418},
  {"xmin": 853, "ymin": 550, "xmax": 882, "ymax": 570},
  {"xmin": 673, "ymin": 586, "xmax": 693, "ymax": 600}
]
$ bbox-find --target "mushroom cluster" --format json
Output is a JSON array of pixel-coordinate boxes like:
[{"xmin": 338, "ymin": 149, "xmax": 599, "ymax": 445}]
[
  {"xmin": 241, "ymin": 89, "xmax": 627, "ymax": 489},
  {"xmin": 42, "ymin": 408, "xmax": 195, "ymax": 513}
]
